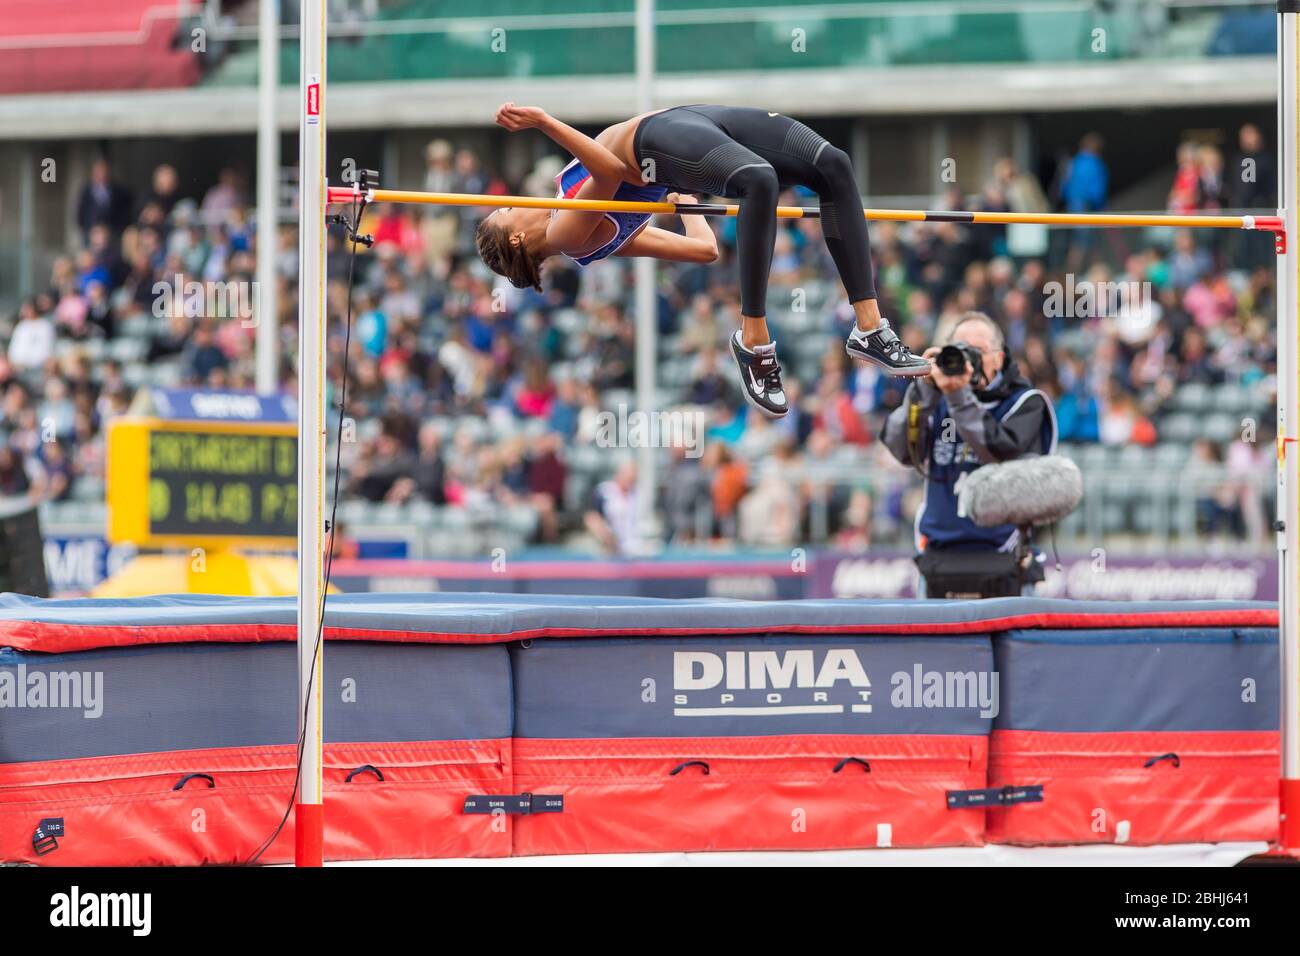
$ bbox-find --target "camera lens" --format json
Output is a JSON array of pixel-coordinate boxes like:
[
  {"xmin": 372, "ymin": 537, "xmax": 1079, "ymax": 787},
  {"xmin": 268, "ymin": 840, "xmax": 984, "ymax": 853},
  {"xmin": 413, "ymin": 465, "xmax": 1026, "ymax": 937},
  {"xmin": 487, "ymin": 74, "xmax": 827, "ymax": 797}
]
[{"xmin": 936, "ymin": 345, "xmax": 967, "ymax": 376}]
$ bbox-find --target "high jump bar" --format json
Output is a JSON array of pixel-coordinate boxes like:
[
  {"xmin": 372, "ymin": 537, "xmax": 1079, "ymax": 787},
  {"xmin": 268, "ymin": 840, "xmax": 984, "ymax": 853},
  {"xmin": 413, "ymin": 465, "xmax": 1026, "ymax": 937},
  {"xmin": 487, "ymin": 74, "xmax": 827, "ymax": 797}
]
[{"xmin": 326, "ymin": 186, "xmax": 1284, "ymax": 238}]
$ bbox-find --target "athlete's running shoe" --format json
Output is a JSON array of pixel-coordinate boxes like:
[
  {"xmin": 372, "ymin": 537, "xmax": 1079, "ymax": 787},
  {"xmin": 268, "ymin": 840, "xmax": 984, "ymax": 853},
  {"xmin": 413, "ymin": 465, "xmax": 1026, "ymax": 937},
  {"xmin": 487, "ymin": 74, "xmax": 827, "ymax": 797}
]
[
  {"xmin": 730, "ymin": 330, "xmax": 789, "ymax": 418},
  {"xmin": 845, "ymin": 318, "xmax": 931, "ymax": 376}
]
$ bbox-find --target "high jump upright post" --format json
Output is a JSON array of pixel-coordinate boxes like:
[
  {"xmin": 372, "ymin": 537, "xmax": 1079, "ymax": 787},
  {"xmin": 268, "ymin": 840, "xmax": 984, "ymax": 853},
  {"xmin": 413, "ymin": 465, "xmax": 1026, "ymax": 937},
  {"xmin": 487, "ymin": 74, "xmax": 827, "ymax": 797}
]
[
  {"xmin": 296, "ymin": 0, "xmax": 327, "ymax": 867},
  {"xmin": 1277, "ymin": 0, "xmax": 1300, "ymax": 854}
]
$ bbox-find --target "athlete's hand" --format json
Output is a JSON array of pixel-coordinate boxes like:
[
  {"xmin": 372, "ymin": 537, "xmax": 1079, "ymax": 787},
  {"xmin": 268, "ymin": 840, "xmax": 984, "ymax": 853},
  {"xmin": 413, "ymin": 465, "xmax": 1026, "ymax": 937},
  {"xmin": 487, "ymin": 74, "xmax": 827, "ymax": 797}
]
[
  {"xmin": 495, "ymin": 103, "xmax": 550, "ymax": 132},
  {"xmin": 667, "ymin": 192, "xmax": 698, "ymax": 205}
]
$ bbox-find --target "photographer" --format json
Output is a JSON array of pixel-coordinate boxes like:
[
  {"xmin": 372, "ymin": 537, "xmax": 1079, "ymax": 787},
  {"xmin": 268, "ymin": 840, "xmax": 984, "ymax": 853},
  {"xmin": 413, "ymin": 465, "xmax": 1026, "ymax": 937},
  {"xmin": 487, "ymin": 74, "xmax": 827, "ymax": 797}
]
[{"xmin": 882, "ymin": 312, "xmax": 1057, "ymax": 597}]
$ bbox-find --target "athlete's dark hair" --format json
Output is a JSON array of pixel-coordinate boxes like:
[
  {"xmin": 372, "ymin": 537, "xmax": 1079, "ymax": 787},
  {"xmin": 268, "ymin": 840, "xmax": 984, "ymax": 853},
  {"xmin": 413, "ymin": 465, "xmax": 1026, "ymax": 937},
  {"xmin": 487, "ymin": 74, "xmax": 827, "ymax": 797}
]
[{"xmin": 475, "ymin": 219, "xmax": 544, "ymax": 292}]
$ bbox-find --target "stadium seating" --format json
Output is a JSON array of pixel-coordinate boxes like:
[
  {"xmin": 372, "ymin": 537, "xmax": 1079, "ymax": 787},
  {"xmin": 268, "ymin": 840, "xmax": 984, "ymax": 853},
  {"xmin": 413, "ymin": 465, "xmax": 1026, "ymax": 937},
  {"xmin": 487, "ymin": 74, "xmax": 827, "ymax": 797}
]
[{"xmin": 0, "ymin": 0, "xmax": 201, "ymax": 94}]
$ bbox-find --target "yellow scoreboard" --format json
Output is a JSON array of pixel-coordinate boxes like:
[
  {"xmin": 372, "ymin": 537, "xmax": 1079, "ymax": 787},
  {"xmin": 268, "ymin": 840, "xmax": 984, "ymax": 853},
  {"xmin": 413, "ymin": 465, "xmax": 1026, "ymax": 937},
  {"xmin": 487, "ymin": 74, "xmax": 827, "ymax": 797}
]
[{"xmin": 107, "ymin": 418, "xmax": 298, "ymax": 548}]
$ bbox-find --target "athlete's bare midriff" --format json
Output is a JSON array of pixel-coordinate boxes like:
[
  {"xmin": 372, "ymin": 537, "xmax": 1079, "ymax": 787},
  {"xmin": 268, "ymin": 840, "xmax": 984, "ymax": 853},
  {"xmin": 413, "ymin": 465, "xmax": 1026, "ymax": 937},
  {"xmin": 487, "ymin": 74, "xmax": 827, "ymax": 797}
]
[
  {"xmin": 556, "ymin": 109, "xmax": 670, "ymax": 256},
  {"xmin": 596, "ymin": 109, "xmax": 668, "ymax": 186},
  {"xmin": 548, "ymin": 110, "xmax": 670, "ymax": 260}
]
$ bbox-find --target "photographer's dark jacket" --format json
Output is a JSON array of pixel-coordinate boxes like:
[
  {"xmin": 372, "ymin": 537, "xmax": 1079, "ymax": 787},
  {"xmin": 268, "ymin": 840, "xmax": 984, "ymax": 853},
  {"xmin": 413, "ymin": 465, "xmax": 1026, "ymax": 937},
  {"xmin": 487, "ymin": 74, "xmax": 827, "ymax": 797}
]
[{"xmin": 882, "ymin": 360, "xmax": 1056, "ymax": 552}]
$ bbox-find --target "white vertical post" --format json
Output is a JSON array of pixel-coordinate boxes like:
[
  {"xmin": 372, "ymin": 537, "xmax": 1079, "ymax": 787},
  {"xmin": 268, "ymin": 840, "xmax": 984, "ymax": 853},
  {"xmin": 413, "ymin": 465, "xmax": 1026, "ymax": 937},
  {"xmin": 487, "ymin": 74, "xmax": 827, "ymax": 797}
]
[
  {"xmin": 256, "ymin": 0, "xmax": 280, "ymax": 394},
  {"xmin": 1277, "ymin": 0, "xmax": 1300, "ymax": 854},
  {"xmin": 295, "ymin": 0, "xmax": 326, "ymax": 867},
  {"xmin": 634, "ymin": 0, "xmax": 658, "ymax": 551},
  {"xmin": 18, "ymin": 144, "xmax": 34, "ymax": 299}
]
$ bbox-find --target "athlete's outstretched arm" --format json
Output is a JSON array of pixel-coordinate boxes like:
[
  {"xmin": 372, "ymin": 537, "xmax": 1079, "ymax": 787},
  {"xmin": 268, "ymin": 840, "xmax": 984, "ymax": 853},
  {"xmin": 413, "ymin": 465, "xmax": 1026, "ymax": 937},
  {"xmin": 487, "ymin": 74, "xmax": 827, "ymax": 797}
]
[
  {"xmin": 495, "ymin": 103, "xmax": 631, "ymax": 182},
  {"xmin": 614, "ymin": 193, "xmax": 718, "ymax": 263},
  {"xmin": 615, "ymin": 226, "xmax": 718, "ymax": 263}
]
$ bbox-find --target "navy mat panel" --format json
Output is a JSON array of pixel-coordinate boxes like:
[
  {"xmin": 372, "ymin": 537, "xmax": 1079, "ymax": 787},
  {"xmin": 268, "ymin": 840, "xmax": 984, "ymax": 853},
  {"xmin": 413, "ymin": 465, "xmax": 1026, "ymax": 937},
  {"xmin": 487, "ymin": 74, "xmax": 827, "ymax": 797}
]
[
  {"xmin": 993, "ymin": 628, "xmax": 1279, "ymax": 733},
  {"xmin": 510, "ymin": 635, "xmax": 996, "ymax": 738},
  {"xmin": 0, "ymin": 641, "xmax": 512, "ymax": 763},
  {"xmin": 0, "ymin": 592, "xmax": 1276, "ymax": 645}
]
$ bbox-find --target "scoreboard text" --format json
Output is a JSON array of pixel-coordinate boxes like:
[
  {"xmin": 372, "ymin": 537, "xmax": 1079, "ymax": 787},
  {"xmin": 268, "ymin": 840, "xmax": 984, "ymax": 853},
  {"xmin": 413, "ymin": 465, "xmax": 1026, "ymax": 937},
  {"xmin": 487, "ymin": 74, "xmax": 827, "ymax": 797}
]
[{"xmin": 108, "ymin": 419, "xmax": 298, "ymax": 547}]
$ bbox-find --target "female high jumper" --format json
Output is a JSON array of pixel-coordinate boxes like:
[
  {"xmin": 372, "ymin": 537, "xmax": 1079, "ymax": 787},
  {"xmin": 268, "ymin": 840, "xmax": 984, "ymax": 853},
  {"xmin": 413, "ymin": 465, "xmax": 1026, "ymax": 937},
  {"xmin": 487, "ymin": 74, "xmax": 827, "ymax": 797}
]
[{"xmin": 476, "ymin": 103, "xmax": 931, "ymax": 418}]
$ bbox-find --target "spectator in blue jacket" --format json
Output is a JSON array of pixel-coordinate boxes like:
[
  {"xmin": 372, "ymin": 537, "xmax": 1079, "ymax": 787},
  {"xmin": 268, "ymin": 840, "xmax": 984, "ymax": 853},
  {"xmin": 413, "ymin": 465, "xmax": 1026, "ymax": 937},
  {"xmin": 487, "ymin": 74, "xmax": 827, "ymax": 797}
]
[
  {"xmin": 1055, "ymin": 381, "xmax": 1101, "ymax": 443},
  {"xmin": 1059, "ymin": 133, "xmax": 1109, "ymax": 270},
  {"xmin": 1061, "ymin": 133, "xmax": 1109, "ymax": 212}
]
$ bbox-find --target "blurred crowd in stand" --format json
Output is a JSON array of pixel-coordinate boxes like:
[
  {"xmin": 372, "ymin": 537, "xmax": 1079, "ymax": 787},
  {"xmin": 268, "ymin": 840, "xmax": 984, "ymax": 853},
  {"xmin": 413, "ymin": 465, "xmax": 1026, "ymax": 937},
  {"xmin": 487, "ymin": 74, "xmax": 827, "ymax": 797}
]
[{"xmin": 0, "ymin": 124, "xmax": 1277, "ymax": 554}]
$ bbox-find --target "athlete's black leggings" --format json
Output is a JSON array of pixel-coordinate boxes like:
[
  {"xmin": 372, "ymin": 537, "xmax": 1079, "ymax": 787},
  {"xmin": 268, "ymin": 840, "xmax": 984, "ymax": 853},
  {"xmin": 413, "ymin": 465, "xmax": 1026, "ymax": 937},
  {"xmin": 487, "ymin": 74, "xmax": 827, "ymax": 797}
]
[{"xmin": 634, "ymin": 104, "xmax": 876, "ymax": 318}]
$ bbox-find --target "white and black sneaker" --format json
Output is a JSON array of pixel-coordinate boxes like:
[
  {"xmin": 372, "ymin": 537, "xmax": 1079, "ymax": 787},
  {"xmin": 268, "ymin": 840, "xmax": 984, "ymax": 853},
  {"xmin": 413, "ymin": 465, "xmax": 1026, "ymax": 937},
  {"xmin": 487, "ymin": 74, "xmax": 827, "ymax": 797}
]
[
  {"xmin": 845, "ymin": 318, "xmax": 931, "ymax": 376},
  {"xmin": 730, "ymin": 331, "xmax": 789, "ymax": 418}
]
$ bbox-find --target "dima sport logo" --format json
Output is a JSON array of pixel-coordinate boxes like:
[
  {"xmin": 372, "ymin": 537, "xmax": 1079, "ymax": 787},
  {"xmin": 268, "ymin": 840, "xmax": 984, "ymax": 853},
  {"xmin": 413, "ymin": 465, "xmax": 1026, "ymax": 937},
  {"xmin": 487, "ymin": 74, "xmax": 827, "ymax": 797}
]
[
  {"xmin": 673, "ymin": 648, "xmax": 873, "ymax": 717},
  {"xmin": 671, "ymin": 648, "xmax": 999, "ymax": 718}
]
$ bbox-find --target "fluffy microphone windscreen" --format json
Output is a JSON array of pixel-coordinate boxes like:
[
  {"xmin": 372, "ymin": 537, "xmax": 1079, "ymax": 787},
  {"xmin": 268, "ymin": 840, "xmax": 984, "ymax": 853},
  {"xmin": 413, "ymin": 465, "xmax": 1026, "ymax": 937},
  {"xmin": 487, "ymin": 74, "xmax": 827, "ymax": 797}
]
[{"xmin": 957, "ymin": 454, "xmax": 1083, "ymax": 528}]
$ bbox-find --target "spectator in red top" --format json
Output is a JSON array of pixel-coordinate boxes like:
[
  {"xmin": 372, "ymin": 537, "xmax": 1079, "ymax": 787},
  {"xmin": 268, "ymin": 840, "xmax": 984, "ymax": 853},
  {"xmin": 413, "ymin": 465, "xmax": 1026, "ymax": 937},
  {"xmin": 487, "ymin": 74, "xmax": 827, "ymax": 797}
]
[
  {"xmin": 1099, "ymin": 384, "xmax": 1157, "ymax": 446},
  {"xmin": 1168, "ymin": 142, "xmax": 1202, "ymax": 213},
  {"xmin": 706, "ymin": 444, "xmax": 749, "ymax": 541},
  {"xmin": 371, "ymin": 204, "xmax": 424, "ymax": 256},
  {"xmin": 514, "ymin": 358, "xmax": 556, "ymax": 418},
  {"xmin": 813, "ymin": 369, "xmax": 870, "ymax": 446}
]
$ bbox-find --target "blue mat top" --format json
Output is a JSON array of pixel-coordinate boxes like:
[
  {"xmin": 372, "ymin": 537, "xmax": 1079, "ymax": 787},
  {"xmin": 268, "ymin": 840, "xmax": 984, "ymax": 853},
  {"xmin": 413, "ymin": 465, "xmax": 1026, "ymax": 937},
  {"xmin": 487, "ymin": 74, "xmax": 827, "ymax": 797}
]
[{"xmin": 0, "ymin": 591, "xmax": 1276, "ymax": 653}]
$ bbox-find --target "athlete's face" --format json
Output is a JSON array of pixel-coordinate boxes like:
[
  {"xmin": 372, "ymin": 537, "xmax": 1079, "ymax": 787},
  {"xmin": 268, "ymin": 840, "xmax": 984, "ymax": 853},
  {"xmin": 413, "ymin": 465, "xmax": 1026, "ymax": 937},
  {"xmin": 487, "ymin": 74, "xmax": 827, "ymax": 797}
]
[
  {"xmin": 487, "ymin": 207, "xmax": 524, "ymax": 234},
  {"xmin": 487, "ymin": 207, "xmax": 546, "ymax": 248}
]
